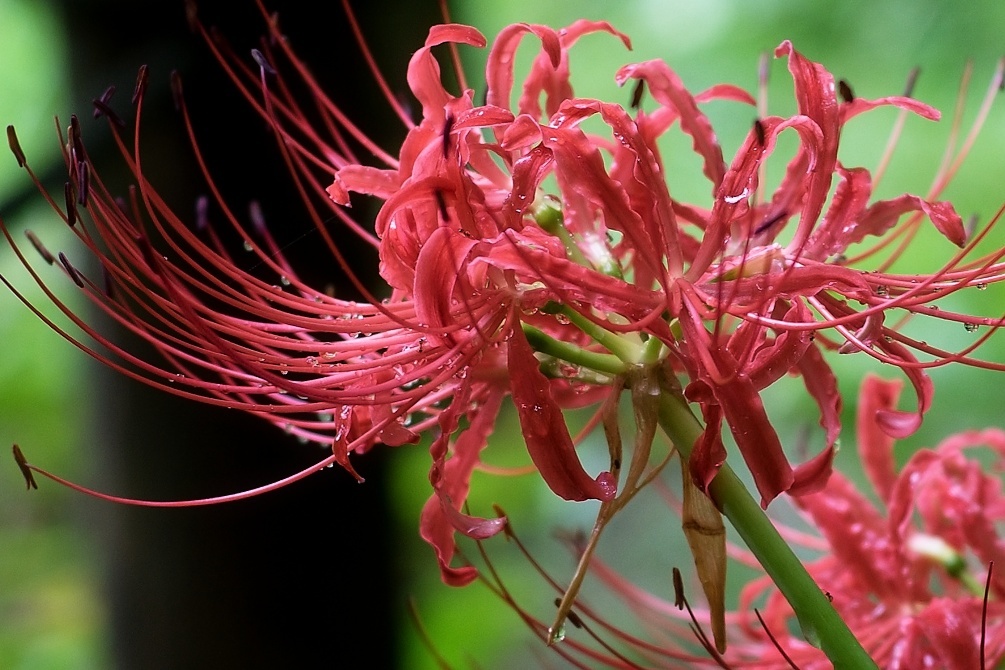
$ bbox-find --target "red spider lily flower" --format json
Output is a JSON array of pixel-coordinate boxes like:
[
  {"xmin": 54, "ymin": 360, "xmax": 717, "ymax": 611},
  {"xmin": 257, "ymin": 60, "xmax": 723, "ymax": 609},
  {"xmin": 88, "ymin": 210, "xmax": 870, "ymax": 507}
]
[
  {"xmin": 737, "ymin": 374, "xmax": 1005, "ymax": 668},
  {"xmin": 480, "ymin": 375, "xmax": 1005, "ymax": 668},
  {"xmin": 3, "ymin": 0, "xmax": 1005, "ymax": 592}
]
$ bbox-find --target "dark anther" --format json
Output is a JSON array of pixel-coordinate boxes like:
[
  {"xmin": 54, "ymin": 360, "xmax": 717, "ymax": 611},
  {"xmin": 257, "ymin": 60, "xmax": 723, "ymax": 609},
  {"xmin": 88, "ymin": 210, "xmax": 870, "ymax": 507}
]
[
  {"xmin": 755, "ymin": 209, "xmax": 787, "ymax": 235},
  {"xmin": 64, "ymin": 182, "xmax": 77, "ymax": 227},
  {"xmin": 6, "ymin": 125, "xmax": 25, "ymax": 167},
  {"xmin": 998, "ymin": 57, "xmax": 1005, "ymax": 91},
  {"xmin": 101, "ymin": 265, "xmax": 116, "ymax": 299},
  {"xmin": 12, "ymin": 444, "xmax": 38, "ymax": 491},
  {"xmin": 132, "ymin": 65, "xmax": 149, "ymax": 106},
  {"xmin": 115, "ymin": 196, "xmax": 131, "ymax": 222},
  {"xmin": 753, "ymin": 119, "xmax": 766, "ymax": 147},
  {"xmin": 24, "ymin": 230, "xmax": 55, "ymax": 265},
  {"xmin": 672, "ymin": 567, "xmax": 685, "ymax": 610},
  {"xmin": 184, "ymin": 0, "xmax": 199, "ymax": 32},
  {"xmin": 250, "ymin": 49, "xmax": 276, "ymax": 75},
  {"xmin": 982, "ymin": 561, "xmax": 994, "ymax": 669},
  {"xmin": 758, "ymin": 52, "xmax": 771, "ymax": 87},
  {"xmin": 433, "ymin": 188, "xmax": 449, "ymax": 221},
  {"xmin": 267, "ymin": 12, "xmax": 282, "ymax": 46},
  {"xmin": 552, "ymin": 597, "xmax": 579, "ymax": 623},
  {"xmin": 396, "ymin": 90, "xmax": 417, "ymax": 124},
  {"xmin": 838, "ymin": 78, "xmax": 855, "ymax": 103},
  {"xmin": 170, "ymin": 71, "xmax": 184, "ymax": 111},
  {"xmin": 93, "ymin": 85, "xmax": 115, "ymax": 119},
  {"xmin": 966, "ymin": 213, "xmax": 980, "ymax": 244},
  {"xmin": 136, "ymin": 234, "xmax": 158, "ymax": 269},
  {"xmin": 248, "ymin": 200, "xmax": 267, "ymax": 236},
  {"xmin": 92, "ymin": 87, "xmax": 125, "ymax": 128},
  {"xmin": 58, "ymin": 252, "xmax": 85, "ymax": 288},
  {"xmin": 68, "ymin": 115, "xmax": 85, "ymax": 162},
  {"xmin": 195, "ymin": 195, "xmax": 210, "ymax": 232},
  {"xmin": 612, "ymin": 458, "xmax": 621, "ymax": 469},
  {"xmin": 904, "ymin": 67, "xmax": 920, "ymax": 98},
  {"xmin": 630, "ymin": 78, "xmax": 645, "ymax": 110},
  {"xmin": 76, "ymin": 161, "xmax": 89, "ymax": 206},
  {"xmin": 441, "ymin": 113, "xmax": 454, "ymax": 158}
]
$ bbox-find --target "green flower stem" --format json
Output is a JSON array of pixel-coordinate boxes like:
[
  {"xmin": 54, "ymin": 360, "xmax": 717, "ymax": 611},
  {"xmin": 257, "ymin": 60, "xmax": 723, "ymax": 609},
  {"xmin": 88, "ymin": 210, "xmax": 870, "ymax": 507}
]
[
  {"xmin": 558, "ymin": 307, "xmax": 644, "ymax": 365},
  {"xmin": 657, "ymin": 391, "xmax": 878, "ymax": 670},
  {"xmin": 521, "ymin": 323, "xmax": 628, "ymax": 376}
]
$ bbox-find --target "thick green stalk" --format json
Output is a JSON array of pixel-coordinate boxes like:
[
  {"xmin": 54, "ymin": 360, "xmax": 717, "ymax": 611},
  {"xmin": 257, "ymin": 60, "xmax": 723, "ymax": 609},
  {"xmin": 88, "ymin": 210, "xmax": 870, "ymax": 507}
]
[{"xmin": 657, "ymin": 391, "xmax": 878, "ymax": 669}]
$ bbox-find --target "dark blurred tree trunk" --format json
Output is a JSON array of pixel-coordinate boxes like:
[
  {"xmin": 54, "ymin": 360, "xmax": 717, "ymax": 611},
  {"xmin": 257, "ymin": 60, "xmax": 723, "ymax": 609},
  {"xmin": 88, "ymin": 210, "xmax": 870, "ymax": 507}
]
[{"xmin": 57, "ymin": 2, "xmax": 439, "ymax": 668}]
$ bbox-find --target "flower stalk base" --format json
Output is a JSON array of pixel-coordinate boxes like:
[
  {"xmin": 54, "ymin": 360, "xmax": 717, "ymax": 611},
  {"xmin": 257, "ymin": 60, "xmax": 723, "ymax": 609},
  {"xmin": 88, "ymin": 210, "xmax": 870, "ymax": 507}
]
[{"xmin": 656, "ymin": 391, "xmax": 879, "ymax": 669}]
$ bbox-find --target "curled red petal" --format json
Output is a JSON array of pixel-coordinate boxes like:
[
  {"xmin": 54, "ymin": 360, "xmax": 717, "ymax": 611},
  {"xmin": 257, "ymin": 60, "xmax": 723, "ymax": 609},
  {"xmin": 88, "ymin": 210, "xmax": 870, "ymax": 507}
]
[
  {"xmin": 796, "ymin": 341, "xmax": 842, "ymax": 449},
  {"xmin": 787, "ymin": 444, "xmax": 835, "ymax": 497},
  {"xmin": 408, "ymin": 25, "xmax": 486, "ymax": 124},
  {"xmin": 859, "ymin": 194, "xmax": 966, "ymax": 247},
  {"xmin": 840, "ymin": 94, "xmax": 941, "ymax": 123},
  {"xmin": 325, "ymin": 174, "xmax": 350, "ymax": 205},
  {"xmin": 873, "ymin": 339, "xmax": 933, "ymax": 438},
  {"xmin": 680, "ymin": 312, "xmax": 794, "ymax": 507},
  {"xmin": 804, "ymin": 165, "xmax": 874, "ymax": 258},
  {"xmin": 616, "ymin": 59, "xmax": 726, "ymax": 187},
  {"xmin": 775, "ymin": 40, "xmax": 840, "ymax": 248},
  {"xmin": 857, "ymin": 375, "xmax": 901, "ymax": 502},
  {"xmin": 421, "ymin": 389, "xmax": 507, "ymax": 586},
  {"xmin": 507, "ymin": 324, "xmax": 615, "ymax": 502},
  {"xmin": 687, "ymin": 399, "xmax": 727, "ymax": 492},
  {"xmin": 485, "ymin": 23, "xmax": 561, "ymax": 114},
  {"xmin": 334, "ymin": 164, "xmax": 401, "ymax": 200}
]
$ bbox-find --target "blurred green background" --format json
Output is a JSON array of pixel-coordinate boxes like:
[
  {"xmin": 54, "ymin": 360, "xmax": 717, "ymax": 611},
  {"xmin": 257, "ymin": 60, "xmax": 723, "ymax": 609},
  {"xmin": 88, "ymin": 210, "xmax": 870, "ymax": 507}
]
[{"xmin": 2, "ymin": 0, "xmax": 1004, "ymax": 668}]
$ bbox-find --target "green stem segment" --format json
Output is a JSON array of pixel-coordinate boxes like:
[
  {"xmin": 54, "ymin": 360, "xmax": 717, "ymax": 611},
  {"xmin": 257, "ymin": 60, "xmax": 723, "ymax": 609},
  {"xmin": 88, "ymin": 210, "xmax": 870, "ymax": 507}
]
[
  {"xmin": 657, "ymin": 392, "xmax": 879, "ymax": 670},
  {"xmin": 521, "ymin": 323, "xmax": 628, "ymax": 376}
]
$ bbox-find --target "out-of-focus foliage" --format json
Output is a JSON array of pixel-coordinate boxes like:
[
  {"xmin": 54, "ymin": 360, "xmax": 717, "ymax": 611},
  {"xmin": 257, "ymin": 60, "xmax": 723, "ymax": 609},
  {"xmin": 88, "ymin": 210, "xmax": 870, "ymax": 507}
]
[{"xmin": 0, "ymin": 2, "xmax": 109, "ymax": 668}]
